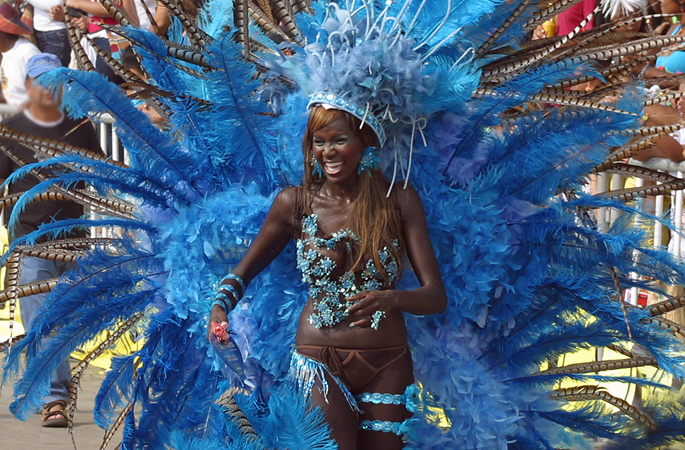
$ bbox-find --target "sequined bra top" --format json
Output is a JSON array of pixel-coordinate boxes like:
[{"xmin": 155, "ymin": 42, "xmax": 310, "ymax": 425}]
[{"xmin": 296, "ymin": 214, "xmax": 400, "ymax": 328}]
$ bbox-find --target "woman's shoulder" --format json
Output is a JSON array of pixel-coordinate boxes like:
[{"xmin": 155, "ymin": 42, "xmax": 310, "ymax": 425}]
[
  {"xmin": 390, "ymin": 182, "xmax": 421, "ymax": 206},
  {"xmin": 272, "ymin": 186, "xmax": 301, "ymax": 211},
  {"xmin": 271, "ymin": 186, "xmax": 306, "ymax": 230},
  {"xmin": 389, "ymin": 183, "xmax": 426, "ymax": 221}
]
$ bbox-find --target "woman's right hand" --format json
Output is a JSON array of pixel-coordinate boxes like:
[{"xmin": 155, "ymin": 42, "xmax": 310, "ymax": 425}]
[{"xmin": 208, "ymin": 304, "xmax": 229, "ymax": 342}]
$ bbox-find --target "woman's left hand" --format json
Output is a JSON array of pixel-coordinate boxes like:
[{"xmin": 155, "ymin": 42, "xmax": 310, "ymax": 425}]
[{"xmin": 345, "ymin": 290, "xmax": 398, "ymax": 328}]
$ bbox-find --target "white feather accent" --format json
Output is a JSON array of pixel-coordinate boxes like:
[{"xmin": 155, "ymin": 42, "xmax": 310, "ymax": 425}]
[{"xmin": 601, "ymin": 0, "xmax": 648, "ymax": 20}]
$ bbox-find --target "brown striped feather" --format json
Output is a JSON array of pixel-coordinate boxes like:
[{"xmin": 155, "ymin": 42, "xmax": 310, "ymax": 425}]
[
  {"xmin": 99, "ymin": 402, "xmax": 134, "ymax": 450},
  {"xmin": 291, "ymin": 0, "xmax": 312, "ymax": 14},
  {"xmin": 483, "ymin": 11, "xmax": 599, "ymax": 83},
  {"xmin": 0, "ymin": 124, "xmax": 128, "ymax": 168},
  {"xmin": 67, "ymin": 313, "xmax": 144, "ymax": 444},
  {"xmin": 3, "ymin": 250, "xmax": 21, "ymax": 349},
  {"xmin": 216, "ymin": 386, "xmax": 261, "ymax": 442},
  {"xmin": 648, "ymin": 295, "xmax": 685, "ymax": 317},
  {"xmin": 525, "ymin": 0, "xmax": 585, "ymax": 30},
  {"xmin": 0, "ymin": 278, "xmax": 60, "ymax": 303},
  {"xmin": 65, "ymin": 13, "xmax": 95, "ymax": 72},
  {"xmin": 551, "ymin": 385, "xmax": 657, "ymax": 431},
  {"xmin": 83, "ymin": 34, "xmax": 144, "ymax": 85},
  {"xmin": 0, "ymin": 334, "xmax": 26, "ymax": 352},
  {"xmin": 599, "ymin": 181, "xmax": 685, "ymax": 202},
  {"xmin": 249, "ymin": 2, "xmax": 291, "ymax": 43},
  {"xmin": 269, "ymin": 0, "xmax": 303, "ymax": 44},
  {"xmin": 475, "ymin": 0, "xmax": 535, "ymax": 58},
  {"xmin": 540, "ymin": 356, "xmax": 659, "ymax": 375},
  {"xmin": 605, "ymin": 163, "xmax": 684, "ymax": 184},
  {"xmin": 606, "ymin": 343, "xmax": 634, "ymax": 358},
  {"xmin": 529, "ymin": 93, "xmax": 636, "ymax": 116},
  {"xmin": 234, "ymin": 0, "xmax": 250, "ymax": 56},
  {"xmin": 156, "ymin": 0, "xmax": 209, "ymax": 48}
]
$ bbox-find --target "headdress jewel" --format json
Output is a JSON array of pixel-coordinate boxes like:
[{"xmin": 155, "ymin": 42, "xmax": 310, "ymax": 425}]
[{"xmin": 308, "ymin": 92, "xmax": 386, "ymax": 147}]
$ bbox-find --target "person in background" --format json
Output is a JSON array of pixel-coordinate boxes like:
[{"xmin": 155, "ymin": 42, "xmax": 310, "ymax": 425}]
[
  {"xmin": 120, "ymin": 47, "xmax": 168, "ymax": 127},
  {"xmin": 65, "ymin": 0, "xmax": 139, "ymax": 84},
  {"xmin": 557, "ymin": 0, "xmax": 598, "ymax": 35},
  {"xmin": 0, "ymin": 0, "xmax": 38, "ymax": 105},
  {"xmin": 0, "ymin": 53, "xmax": 103, "ymax": 427},
  {"xmin": 25, "ymin": 0, "xmax": 70, "ymax": 66},
  {"xmin": 152, "ymin": 1, "xmax": 169, "ymax": 36}
]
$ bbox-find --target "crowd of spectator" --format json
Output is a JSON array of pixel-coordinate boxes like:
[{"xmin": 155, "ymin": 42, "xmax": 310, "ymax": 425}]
[{"xmin": 0, "ymin": 0, "xmax": 170, "ymax": 104}]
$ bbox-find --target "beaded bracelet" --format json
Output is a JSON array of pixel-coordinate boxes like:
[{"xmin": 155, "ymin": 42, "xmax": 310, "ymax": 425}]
[
  {"xmin": 214, "ymin": 278, "xmax": 242, "ymax": 314},
  {"xmin": 359, "ymin": 419, "xmax": 412, "ymax": 438},
  {"xmin": 216, "ymin": 290, "xmax": 238, "ymax": 309},
  {"xmin": 218, "ymin": 283, "xmax": 241, "ymax": 304},
  {"xmin": 221, "ymin": 272, "xmax": 246, "ymax": 293},
  {"xmin": 212, "ymin": 298, "xmax": 231, "ymax": 313}
]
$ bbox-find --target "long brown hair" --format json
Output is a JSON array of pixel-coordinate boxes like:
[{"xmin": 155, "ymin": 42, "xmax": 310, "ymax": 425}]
[{"xmin": 301, "ymin": 106, "xmax": 404, "ymax": 285}]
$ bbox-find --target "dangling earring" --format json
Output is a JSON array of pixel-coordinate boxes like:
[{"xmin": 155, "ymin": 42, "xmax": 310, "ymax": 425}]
[
  {"xmin": 311, "ymin": 158, "xmax": 324, "ymax": 177},
  {"xmin": 357, "ymin": 146, "xmax": 380, "ymax": 175}
]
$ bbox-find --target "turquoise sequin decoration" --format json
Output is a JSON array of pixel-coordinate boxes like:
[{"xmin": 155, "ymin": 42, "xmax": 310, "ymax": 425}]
[
  {"xmin": 360, "ymin": 419, "xmax": 415, "ymax": 439},
  {"xmin": 357, "ymin": 392, "xmax": 406, "ymax": 405},
  {"xmin": 356, "ymin": 384, "xmax": 419, "ymax": 411},
  {"xmin": 296, "ymin": 214, "xmax": 399, "ymax": 328}
]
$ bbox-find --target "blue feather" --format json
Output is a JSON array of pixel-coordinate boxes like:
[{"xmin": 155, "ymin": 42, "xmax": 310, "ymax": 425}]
[{"xmin": 37, "ymin": 68, "xmax": 197, "ymax": 204}]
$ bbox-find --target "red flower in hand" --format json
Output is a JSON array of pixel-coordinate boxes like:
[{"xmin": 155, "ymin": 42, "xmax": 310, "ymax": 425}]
[{"xmin": 210, "ymin": 321, "xmax": 230, "ymax": 344}]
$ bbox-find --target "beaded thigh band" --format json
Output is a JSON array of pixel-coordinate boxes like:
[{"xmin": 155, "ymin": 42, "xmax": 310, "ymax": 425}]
[
  {"xmin": 355, "ymin": 384, "xmax": 419, "ymax": 411},
  {"xmin": 360, "ymin": 418, "xmax": 416, "ymax": 437},
  {"xmin": 356, "ymin": 384, "xmax": 419, "ymax": 442}
]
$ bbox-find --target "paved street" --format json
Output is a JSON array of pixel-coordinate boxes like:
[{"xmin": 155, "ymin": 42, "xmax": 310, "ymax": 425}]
[{"xmin": 0, "ymin": 361, "xmax": 113, "ymax": 450}]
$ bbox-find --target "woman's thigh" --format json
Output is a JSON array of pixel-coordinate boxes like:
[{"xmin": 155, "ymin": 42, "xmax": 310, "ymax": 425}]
[
  {"xmin": 309, "ymin": 372, "xmax": 359, "ymax": 450},
  {"xmin": 356, "ymin": 350, "xmax": 415, "ymax": 450}
]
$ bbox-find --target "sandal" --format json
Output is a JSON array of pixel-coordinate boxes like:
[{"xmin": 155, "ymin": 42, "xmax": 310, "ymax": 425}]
[{"xmin": 41, "ymin": 400, "xmax": 68, "ymax": 428}]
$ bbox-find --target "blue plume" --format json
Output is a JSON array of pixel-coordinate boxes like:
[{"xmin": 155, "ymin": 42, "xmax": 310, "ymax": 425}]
[{"xmin": 37, "ymin": 68, "xmax": 197, "ymax": 204}]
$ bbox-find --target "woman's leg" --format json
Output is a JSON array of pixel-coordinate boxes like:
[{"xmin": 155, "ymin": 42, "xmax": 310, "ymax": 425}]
[
  {"xmin": 355, "ymin": 349, "xmax": 414, "ymax": 450},
  {"xmin": 309, "ymin": 371, "xmax": 360, "ymax": 450}
]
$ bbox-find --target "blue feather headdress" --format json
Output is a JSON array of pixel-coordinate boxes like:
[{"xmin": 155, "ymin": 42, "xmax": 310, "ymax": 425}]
[{"xmin": 266, "ymin": 1, "xmax": 482, "ymax": 186}]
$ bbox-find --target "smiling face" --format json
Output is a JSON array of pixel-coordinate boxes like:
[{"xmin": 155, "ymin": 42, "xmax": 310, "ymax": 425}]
[
  {"xmin": 311, "ymin": 117, "xmax": 365, "ymax": 185},
  {"xmin": 303, "ymin": 106, "xmax": 378, "ymax": 188}
]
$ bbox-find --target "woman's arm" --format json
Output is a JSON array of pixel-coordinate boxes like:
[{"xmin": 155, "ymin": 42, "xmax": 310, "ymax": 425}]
[
  {"xmin": 209, "ymin": 187, "xmax": 297, "ymax": 325},
  {"xmin": 346, "ymin": 186, "xmax": 447, "ymax": 325},
  {"xmin": 66, "ymin": 0, "xmax": 139, "ymax": 26}
]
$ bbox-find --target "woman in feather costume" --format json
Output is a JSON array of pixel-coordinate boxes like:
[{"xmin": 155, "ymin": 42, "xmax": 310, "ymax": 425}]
[
  {"xmin": 208, "ymin": 103, "xmax": 447, "ymax": 449},
  {"xmin": 2, "ymin": 0, "xmax": 685, "ymax": 449}
]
